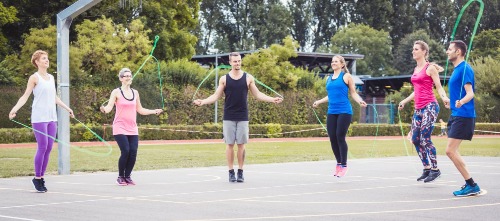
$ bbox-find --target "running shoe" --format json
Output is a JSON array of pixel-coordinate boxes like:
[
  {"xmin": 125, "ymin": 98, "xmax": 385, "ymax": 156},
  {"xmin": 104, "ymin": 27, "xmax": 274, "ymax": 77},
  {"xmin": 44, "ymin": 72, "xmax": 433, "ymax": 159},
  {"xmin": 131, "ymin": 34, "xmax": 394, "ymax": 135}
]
[
  {"xmin": 237, "ymin": 169, "xmax": 244, "ymax": 182},
  {"xmin": 453, "ymin": 184, "xmax": 481, "ymax": 197},
  {"xmin": 417, "ymin": 169, "xmax": 431, "ymax": 181},
  {"xmin": 32, "ymin": 178, "xmax": 45, "ymax": 193},
  {"xmin": 116, "ymin": 177, "xmax": 127, "ymax": 186},
  {"xmin": 337, "ymin": 166, "xmax": 348, "ymax": 178},
  {"xmin": 124, "ymin": 177, "xmax": 136, "ymax": 185},
  {"xmin": 423, "ymin": 169, "xmax": 441, "ymax": 183},
  {"xmin": 229, "ymin": 170, "xmax": 236, "ymax": 182},
  {"xmin": 334, "ymin": 164, "xmax": 341, "ymax": 177},
  {"xmin": 40, "ymin": 178, "xmax": 48, "ymax": 192}
]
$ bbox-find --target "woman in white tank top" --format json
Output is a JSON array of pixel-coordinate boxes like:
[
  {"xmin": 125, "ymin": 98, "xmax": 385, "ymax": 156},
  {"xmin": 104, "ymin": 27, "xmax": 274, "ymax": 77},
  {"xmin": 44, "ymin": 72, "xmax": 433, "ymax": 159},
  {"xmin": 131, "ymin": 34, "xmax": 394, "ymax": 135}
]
[{"xmin": 9, "ymin": 50, "xmax": 74, "ymax": 193}]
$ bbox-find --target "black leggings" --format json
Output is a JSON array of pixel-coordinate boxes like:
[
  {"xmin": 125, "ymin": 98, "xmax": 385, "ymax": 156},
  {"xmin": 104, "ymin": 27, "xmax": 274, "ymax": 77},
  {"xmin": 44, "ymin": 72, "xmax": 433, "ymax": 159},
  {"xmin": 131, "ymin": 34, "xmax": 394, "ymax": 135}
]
[
  {"xmin": 326, "ymin": 114, "xmax": 352, "ymax": 166},
  {"xmin": 114, "ymin": 135, "xmax": 139, "ymax": 177}
]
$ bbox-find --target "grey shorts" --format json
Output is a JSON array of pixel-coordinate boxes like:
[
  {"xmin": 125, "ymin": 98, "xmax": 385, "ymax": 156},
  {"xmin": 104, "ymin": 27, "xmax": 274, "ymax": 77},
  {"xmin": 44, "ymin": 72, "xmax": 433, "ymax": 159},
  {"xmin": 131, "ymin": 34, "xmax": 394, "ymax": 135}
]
[{"xmin": 223, "ymin": 120, "xmax": 249, "ymax": 144}]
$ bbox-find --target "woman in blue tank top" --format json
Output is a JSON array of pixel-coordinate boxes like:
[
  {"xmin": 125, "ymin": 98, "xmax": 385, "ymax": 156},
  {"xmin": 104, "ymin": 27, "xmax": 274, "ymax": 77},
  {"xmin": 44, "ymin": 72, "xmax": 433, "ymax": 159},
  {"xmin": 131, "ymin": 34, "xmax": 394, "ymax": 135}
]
[{"xmin": 313, "ymin": 55, "xmax": 367, "ymax": 178}]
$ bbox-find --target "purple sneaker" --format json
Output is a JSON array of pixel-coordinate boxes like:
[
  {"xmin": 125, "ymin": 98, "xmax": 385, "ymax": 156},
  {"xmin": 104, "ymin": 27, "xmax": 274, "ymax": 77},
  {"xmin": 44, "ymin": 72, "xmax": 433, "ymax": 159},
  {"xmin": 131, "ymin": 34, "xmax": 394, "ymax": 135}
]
[
  {"xmin": 116, "ymin": 177, "xmax": 127, "ymax": 186},
  {"xmin": 124, "ymin": 177, "xmax": 136, "ymax": 185}
]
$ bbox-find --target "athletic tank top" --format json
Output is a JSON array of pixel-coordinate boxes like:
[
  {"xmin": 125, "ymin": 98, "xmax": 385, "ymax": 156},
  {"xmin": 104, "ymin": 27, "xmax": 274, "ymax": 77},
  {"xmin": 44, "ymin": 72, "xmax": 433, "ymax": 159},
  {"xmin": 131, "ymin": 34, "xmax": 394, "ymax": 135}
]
[
  {"xmin": 223, "ymin": 72, "xmax": 249, "ymax": 121},
  {"xmin": 31, "ymin": 72, "xmax": 58, "ymax": 123},
  {"xmin": 113, "ymin": 88, "xmax": 138, "ymax": 135},
  {"xmin": 411, "ymin": 63, "xmax": 437, "ymax": 109},
  {"xmin": 326, "ymin": 72, "xmax": 352, "ymax": 115}
]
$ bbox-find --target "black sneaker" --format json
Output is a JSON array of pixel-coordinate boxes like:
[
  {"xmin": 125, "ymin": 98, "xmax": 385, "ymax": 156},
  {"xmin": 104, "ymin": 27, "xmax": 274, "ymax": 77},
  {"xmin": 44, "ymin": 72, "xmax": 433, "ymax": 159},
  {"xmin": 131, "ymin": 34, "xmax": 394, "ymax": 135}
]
[
  {"xmin": 32, "ymin": 178, "xmax": 45, "ymax": 193},
  {"xmin": 229, "ymin": 169, "xmax": 236, "ymax": 182},
  {"xmin": 40, "ymin": 178, "xmax": 48, "ymax": 192},
  {"xmin": 237, "ymin": 169, "xmax": 244, "ymax": 182},
  {"xmin": 417, "ymin": 169, "xmax": 431, "ymax": 181},
  {"xmin": 424, "ymin": 169, "xmax": 441, "ymax": 183}
]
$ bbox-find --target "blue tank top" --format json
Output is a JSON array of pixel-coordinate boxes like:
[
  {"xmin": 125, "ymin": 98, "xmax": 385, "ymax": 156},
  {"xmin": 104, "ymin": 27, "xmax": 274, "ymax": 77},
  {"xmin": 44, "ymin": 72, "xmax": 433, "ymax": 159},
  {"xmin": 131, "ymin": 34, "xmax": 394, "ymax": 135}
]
[
  {"xmin": 223, "ymin": 72, "xmax": 249, "ymax": 121},
  {"xmin": 326, "ymin": 72, "xmax": 352, "ymax": 114}
]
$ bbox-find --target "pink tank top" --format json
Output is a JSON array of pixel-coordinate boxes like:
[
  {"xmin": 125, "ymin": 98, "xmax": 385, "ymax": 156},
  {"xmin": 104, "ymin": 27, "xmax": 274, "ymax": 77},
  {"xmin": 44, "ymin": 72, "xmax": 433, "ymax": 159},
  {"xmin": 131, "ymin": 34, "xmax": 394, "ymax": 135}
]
[
  {"xmin": 411, "ymin": 63, "xmax": 437, "ymax": 109},
  {"xmin": 113, "ymin": 88, "xmax": 138, "ymax": 135}
]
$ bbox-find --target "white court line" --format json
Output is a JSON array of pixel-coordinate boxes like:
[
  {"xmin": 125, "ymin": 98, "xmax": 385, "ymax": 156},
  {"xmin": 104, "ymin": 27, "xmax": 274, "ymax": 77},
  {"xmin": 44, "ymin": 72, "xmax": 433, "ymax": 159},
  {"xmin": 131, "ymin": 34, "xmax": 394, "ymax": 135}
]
[
  {"xmin": 242, "ymin": 189, "xmax": 488, "ymax": 204},
  {"xmin": 0, "ymin": 199, "xmax": 110, "ymax": 209},
  {"xmin": 54, "ymin": 174, "xmax": 221, "ymax": 186},
  {"xmin": 0, "ymin": 214, "xmax": 43, "ymax": 221},
  {"xmin": 176, "ymin": 203, "xmax": 500, "ymax": 221}
]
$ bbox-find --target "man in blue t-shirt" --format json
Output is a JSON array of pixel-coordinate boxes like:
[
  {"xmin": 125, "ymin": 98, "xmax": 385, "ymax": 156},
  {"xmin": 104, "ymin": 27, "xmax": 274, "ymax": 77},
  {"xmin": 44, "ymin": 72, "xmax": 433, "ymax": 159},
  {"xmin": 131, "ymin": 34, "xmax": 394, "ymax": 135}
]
[{"xmin": 445, "ymin": 40, "xmax": 481, "ymax": 197}]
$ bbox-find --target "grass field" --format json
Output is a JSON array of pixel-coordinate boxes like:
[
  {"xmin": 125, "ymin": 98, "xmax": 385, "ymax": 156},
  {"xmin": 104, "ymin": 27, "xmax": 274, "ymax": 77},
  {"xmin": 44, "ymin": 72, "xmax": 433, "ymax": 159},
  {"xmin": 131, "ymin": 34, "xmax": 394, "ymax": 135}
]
[{"xmin": 0, "ymin": 137, "xmax": 498, "ymax": 178}]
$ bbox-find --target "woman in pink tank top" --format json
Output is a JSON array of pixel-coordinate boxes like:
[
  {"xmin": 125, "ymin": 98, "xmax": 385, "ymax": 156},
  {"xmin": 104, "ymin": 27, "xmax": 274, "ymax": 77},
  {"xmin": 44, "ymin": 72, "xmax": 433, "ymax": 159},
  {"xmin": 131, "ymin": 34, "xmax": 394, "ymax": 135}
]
[
  {"xmin": 100, "ymin": 68, "xmax": 163, "ymax": 186},
  {"xmin": 398, "ymin": 41, "xmax": 450, "ymax": 183}
]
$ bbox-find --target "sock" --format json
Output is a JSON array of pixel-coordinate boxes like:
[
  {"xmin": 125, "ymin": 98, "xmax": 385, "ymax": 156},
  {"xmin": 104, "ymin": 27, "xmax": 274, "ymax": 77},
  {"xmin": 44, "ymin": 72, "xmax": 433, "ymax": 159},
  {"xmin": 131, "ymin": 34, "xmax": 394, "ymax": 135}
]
[{"xmin": 466, "ymin": 178, "xmax": 476, "ymax": 187}]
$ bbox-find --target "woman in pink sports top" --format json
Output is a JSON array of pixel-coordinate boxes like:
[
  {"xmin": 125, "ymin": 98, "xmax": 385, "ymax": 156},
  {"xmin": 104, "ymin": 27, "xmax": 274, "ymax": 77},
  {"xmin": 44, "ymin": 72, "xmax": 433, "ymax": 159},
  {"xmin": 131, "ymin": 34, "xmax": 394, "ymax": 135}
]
[
  {"xmin": 398, "ymin": 40, "xmax": 450, "ymax": 183},
  {"xmin": 100, "ymin": 68, "xmax": 163, "ymax": 186}
]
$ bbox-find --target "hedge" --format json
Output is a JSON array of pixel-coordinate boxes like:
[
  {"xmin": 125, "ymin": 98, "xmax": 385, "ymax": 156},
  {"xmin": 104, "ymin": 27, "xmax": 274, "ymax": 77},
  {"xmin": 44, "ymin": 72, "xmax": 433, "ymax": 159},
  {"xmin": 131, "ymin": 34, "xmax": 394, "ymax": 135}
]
[{"xmin": 1, "ymin": 123, "xmax": 498, "ymax": 144}]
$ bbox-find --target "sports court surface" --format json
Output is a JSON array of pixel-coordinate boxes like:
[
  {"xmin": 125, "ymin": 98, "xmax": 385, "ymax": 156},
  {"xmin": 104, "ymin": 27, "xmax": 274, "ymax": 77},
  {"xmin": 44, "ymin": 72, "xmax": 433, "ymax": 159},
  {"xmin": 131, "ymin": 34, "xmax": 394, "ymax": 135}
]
[{"xmin": 1, "ymin": 156, "xmax": 499, "ymax": 221}]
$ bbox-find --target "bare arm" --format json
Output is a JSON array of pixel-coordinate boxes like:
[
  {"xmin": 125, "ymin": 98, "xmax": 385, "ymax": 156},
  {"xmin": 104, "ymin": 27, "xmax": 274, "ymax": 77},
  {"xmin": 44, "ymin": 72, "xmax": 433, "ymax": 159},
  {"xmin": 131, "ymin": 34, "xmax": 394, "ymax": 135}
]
[
  {"xmin": 248, "ymin": 74, "xmax": 283, "ymax": 103},
  {"xmin": 455, "ymin": 84, "xmax": 474, "ymax": 108},
  {"xmin": 55, "ymin": 97, "xmax": 74, "ymax": 118},
  {"xmin": 312, "ymin": 96, "xmax": 329, "ymax": 108},
  {"xmin": 100, "ymin": 89, "xmax": 118, "ymax": 114},
  {"xmin": 346, "ymin": 73, "xmax": 367, "ymax": 107},
  {"xmin": 399, "ymin": 92, "xmax": 415, "ymax": 110},
  {"xmin": 135, "ymin": 90, "xmax": 163, "ymax": 115},
  {"xmin": 193, "ymin": 76, "xmax": 226, "ymax": 106},
  {"xmin": 428, "ymin": 65, "xmax": 450, "ymax": 107},
  {"xmin": 9, "ymin": 75, "xmax": 37, "ymax": 119}
]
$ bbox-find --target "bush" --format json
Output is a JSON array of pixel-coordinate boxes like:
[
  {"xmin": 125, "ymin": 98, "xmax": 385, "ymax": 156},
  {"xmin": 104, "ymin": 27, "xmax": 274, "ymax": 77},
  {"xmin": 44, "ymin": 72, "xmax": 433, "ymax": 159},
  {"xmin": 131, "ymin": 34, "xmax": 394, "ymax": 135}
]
[{"xmin": 1, "ymin": 123, "xmax": 498, "ymax": 144}]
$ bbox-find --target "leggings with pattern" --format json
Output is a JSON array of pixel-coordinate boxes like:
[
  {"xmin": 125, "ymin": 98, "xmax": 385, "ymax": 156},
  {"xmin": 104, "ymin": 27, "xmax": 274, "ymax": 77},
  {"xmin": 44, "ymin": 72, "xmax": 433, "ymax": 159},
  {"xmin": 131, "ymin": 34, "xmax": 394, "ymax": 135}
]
[{"xmin": 411, "ymin": 102, "xmax": 439, "ymax": 169}]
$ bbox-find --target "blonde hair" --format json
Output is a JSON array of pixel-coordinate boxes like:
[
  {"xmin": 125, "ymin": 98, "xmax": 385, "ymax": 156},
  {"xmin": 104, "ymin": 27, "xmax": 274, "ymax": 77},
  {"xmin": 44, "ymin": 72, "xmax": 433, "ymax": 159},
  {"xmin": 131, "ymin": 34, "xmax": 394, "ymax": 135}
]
[
  {"xmin": 332, "ymin": 55, "xmax": 350, "ymax": 74},
  {"xmin": 31, "ymin": 50, "xmax": 48, "ymax": 68},
  {"xmin": 414, "ymin": 40, "xmax": 444, "ymax": 72},
  {"xmin": 118, "ymin": 68, "xmax": 132, "ymax": 78}
]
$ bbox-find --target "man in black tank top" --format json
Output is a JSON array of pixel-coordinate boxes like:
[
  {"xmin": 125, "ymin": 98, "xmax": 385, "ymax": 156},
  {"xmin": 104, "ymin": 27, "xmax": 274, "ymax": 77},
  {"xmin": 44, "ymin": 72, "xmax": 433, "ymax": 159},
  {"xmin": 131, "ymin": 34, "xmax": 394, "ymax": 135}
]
[{"xmin": 193, "ymin": 52, "xmax": 283, "ymax": 182}]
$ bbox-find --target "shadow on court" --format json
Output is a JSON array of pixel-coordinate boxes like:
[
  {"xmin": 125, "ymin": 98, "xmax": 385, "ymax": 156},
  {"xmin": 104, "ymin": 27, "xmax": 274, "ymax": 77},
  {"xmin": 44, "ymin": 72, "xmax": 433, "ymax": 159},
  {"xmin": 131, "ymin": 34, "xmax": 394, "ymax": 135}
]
[{"xmin": 1, "ymin": 156, "xmax": 499, "ymax": 221}]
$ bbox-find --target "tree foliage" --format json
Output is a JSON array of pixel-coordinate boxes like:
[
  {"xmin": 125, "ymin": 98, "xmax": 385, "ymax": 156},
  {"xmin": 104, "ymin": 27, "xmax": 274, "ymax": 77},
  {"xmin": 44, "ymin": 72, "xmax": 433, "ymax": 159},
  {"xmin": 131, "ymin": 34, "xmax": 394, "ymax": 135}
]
[
  {"xmin": 470, "ymin": 28, "xmax": 500, "ymax": 59},
  {"xmin": 394, "ymin": 30, "xmax": 447, "ymax": 75},
  {"xmin": 330, "ymin": 23, "xmax": 397, "ymax": 76}
]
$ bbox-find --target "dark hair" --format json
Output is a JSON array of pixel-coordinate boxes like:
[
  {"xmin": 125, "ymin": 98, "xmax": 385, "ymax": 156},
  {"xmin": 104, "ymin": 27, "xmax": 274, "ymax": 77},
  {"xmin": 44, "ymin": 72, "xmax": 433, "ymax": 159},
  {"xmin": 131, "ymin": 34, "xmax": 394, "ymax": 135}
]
[
  {"xmin": 450, "ymin": 40, "xmax": 467, "ymax": 56},
  {"xmin": 229, "ymin": 52, "xmax": 240, "ymax": 61}
]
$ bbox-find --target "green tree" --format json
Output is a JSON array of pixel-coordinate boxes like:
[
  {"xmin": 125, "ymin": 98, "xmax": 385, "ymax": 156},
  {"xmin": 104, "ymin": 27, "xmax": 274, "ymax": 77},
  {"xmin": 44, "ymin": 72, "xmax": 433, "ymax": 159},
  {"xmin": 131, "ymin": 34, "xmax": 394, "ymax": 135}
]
[
  {"xmin": 288, "ymin": 0, "xmax": 312, "ymax": 51},
  {"xmin": 0, "ymin": 2, "xmax": 18, "ymax": 60},
  {"xmin": 394, "ymin": 30, "xmax": 447, "ymax": 75},
  {"xmin": 330, "ymin": 23, "xmax": 397, "ymax": 76},
  {"xmin": 352, "ymin": 0, "xmax": 393, "ymax": 32},
  {"xmin": 72, "ymin": 17, "xmax": 152, "ymax": 86},
  {"xmin": 242, "ymin": 36, "xmax": 303, "ymax": 91},
  {"xmin": 414, "ymin": 0, "xmax": 455, "ymax": 44},
  {"xmin": 389, "ymin": 0, "xmax": 418, "ymax": 49},
  {"xmin": 311, "ymin": 0, "xmax": 353, "ymax": 52},
  {"xmin": 473, "ymin": 56, "xmax": 500, "ymax": 98},
  {"xmin": 196, "ymin": 0, "xmax": 225, "ymax": 54},
  {"xmin": 470, "ymin": 29, "xmax": 500, "ymax": 59}
]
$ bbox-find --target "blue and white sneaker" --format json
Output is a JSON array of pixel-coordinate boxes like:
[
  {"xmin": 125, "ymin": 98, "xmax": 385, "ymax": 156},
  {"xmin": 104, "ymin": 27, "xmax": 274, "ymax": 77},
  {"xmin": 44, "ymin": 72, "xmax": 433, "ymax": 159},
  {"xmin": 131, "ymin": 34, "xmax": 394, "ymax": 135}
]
[{"xmin": 453, "ymin": 183, "xmax": 481, "ymax": 197}]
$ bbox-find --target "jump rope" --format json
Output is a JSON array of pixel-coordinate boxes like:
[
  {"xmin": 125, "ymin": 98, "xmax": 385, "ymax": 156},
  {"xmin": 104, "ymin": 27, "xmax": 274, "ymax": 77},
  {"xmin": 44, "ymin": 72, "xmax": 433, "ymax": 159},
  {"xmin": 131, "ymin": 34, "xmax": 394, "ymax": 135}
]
[{"xmin": 9, "ymin": 0, "xmax": 486, "ymax": 160}]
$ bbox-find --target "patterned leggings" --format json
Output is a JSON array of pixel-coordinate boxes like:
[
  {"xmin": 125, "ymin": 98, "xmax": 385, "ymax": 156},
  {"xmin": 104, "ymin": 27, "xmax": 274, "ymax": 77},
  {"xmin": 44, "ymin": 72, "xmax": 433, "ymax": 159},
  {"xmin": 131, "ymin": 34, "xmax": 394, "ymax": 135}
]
[{"xmin": 411, "ymin": 102, "xmax": 439, "ymax": 169}]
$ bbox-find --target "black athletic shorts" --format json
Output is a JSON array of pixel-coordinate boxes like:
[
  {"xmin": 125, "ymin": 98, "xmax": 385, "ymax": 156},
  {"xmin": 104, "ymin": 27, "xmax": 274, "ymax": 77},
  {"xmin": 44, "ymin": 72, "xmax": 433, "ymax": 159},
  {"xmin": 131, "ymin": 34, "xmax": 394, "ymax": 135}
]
[{"xmin": 447, "ymin": 116, "xmax": 475, "ymax": 141}]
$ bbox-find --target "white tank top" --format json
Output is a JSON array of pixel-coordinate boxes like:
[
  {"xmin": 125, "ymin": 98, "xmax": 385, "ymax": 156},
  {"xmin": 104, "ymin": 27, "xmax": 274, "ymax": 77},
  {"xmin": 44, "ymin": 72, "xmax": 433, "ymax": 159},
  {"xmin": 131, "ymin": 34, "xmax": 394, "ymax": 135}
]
[{"xmin": 31, "ymin": 72, "xmax": 58, "ymax": 123}]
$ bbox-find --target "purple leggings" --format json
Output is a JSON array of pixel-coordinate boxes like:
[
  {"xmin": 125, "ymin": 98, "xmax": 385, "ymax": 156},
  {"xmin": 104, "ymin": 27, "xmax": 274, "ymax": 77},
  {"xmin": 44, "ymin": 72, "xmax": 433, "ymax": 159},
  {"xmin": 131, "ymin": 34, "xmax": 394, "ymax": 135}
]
[{"xmin": 32, "ymin": 122, "xmax": 57, "ymax": 177}]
